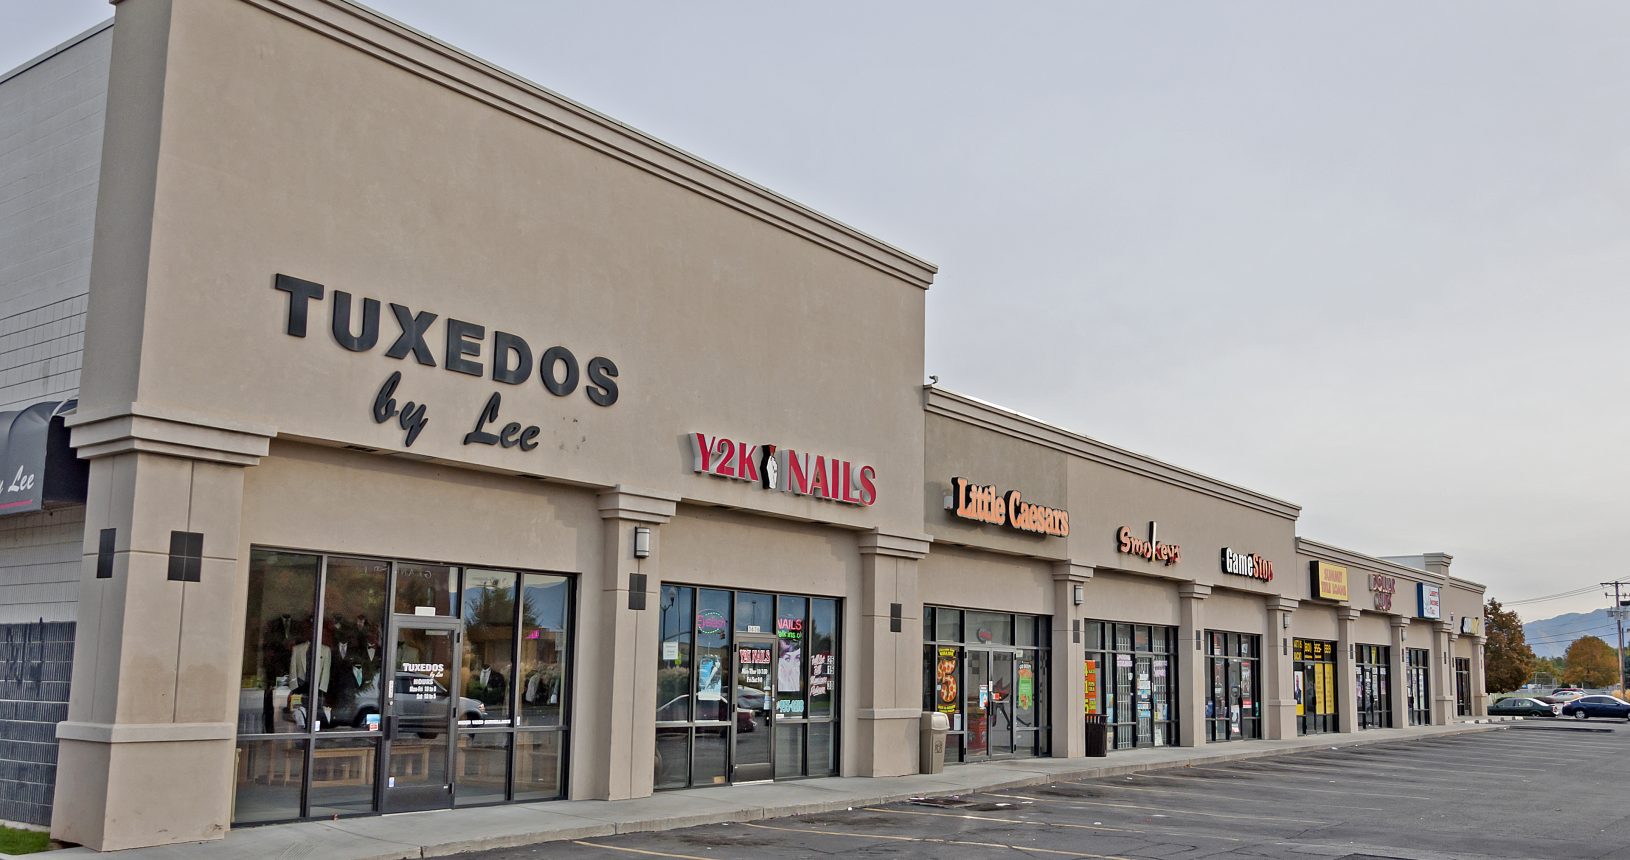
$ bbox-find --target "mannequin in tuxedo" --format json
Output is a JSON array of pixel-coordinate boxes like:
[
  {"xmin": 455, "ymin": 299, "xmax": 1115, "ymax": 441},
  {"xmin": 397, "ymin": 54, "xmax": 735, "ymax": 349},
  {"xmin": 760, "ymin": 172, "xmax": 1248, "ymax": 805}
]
[{"xmin": 476, "ymin": 664, "xmax": 507, "ymax": 708}]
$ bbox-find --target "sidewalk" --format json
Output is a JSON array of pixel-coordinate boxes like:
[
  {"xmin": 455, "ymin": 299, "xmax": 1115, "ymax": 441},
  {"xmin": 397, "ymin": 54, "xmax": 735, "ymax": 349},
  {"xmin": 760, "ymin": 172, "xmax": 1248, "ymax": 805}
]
[{"xmin": 42, "ymin": 720, "xmax": 1513, "ymax": 859}]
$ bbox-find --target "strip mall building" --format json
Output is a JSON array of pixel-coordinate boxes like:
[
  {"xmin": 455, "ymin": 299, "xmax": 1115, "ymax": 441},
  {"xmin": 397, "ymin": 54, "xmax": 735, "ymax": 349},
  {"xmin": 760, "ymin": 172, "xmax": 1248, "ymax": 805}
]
[{"xmin": 0, "ymin": 1, "xmax": 1488, "ymax": 851}]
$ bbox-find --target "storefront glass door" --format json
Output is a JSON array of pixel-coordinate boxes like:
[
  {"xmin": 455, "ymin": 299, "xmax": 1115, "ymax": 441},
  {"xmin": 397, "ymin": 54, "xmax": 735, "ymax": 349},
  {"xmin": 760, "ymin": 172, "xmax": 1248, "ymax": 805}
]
[
  {"xmin": 381, "ymin": 623, "xmax": 457, "ymax": 812},
  {"xmin": 731, "ymin": 637, "xmax": 776, "ymax": 783},
  {"xmin": 1354, "ymin": 644, "xmax": 1392, "ymax": 729},
  {"xmin": 963, "ymin": 649, "xmax": 990, "ymax": 758},
  {"xmin": 1454, "ymin": 658, "xmax": 1471, "ymax": 716}
]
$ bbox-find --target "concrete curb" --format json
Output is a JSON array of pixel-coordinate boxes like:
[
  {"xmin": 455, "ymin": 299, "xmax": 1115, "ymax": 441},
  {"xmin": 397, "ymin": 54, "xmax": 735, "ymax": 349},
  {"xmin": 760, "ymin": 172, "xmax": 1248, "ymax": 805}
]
[{"xmin": 47, "ymin": 723, "xmax": 1509, "ymax": 858}]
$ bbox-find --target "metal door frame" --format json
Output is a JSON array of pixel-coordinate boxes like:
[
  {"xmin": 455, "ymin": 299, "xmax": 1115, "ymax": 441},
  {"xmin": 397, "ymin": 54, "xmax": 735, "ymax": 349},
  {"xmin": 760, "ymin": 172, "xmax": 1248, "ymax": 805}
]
[
  {"xmin": 380, "ymin": 614, "xmax": 461, "ymax": 812},
  {"xmin": 729, "ymin": 635, "xmax": 777, "ymax": 783}
]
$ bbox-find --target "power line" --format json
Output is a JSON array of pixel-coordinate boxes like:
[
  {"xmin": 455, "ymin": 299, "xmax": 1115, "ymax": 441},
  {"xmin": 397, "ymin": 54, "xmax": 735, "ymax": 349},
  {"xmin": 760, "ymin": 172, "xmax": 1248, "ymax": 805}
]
[{"xmin": 1506, "ymin": 583, "xmax": 1620, "ymax": 606}]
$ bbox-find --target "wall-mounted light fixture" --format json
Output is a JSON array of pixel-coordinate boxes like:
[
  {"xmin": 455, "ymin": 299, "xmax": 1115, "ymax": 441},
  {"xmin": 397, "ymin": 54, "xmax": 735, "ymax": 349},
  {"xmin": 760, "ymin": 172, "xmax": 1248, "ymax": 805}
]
[
  {"xmin": 1401, "ymin": 627, "xmax": 1408, "ymax": 642},
  {"xmin": 1281, "ymin": 614, "xmax": 1291, "ymax": 630},
  {"xmin": 633, "ymin": 526, "xmax": 651, "ymax": 559},
  {"xmin": 1072, "ymin": 584, "xmax": 1084, "ymax": 606}
]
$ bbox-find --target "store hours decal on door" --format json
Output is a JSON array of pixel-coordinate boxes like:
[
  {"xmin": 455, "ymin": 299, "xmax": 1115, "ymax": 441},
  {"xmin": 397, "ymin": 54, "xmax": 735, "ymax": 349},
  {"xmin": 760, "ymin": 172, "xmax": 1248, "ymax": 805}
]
[{"xmin": 272, "ymin": 274, "xmax": 621, "ymax": 453}]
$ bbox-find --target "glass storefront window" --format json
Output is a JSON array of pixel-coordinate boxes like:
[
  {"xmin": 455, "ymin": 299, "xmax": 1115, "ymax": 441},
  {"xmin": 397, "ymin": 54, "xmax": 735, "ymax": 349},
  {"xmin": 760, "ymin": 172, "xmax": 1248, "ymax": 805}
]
[
  {"xmin": 519, "ymin": 575, "xmax": 570, "ymax": 727},
  {"xmin": 460, "ymin": 570, "xmax": 516, "ymax": 726},
  {"xmin": 1294, "ymin": 637, "xmax": 1338, "ymax": 735},
  {"xmin": 1205, "ymin": 630, "xmax": 1261, "ymax": 742},
  {"xmin": 1406, "ymin": 647, "xmax": 1431, "ymax": 725},
  {"xmin": 1355, "ymin": 644, "xmax": 1393, "ymax": 729},
  {"xmin": 925, "ymin": 606, "xmax": 1050, "ymax": 763},
  {"xmin": 655, "ymin": 586, "xmax": 838, "ymax": 789},
  {"xmin": 1086, "ymin": 620, "xmax": 1175, "ymax": 750},
  {"xmin": 236, "ymin": 550, "xmax": 574, "ymax": 826},
  {"xmin": 657, "ymin": 585, "xmax": 695, "ymax": 720},
  {"xmin": 394, "ymin": 563, "xmax": 456, "ymax": 616},
  {"xmin": 239, "ymin": 550, "xmax": 319, "ymax": 736},
  {"xmin": 316, "ymin": 557, "xmax": 388, "ymax": 733}
]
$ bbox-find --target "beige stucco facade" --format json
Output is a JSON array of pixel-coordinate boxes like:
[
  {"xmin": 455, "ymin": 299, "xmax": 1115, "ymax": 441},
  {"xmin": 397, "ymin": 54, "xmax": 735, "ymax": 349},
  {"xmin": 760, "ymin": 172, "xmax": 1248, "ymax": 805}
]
[{"xmin": 0, "ymin": 0, "xmax": 1488, "ymax": 851}]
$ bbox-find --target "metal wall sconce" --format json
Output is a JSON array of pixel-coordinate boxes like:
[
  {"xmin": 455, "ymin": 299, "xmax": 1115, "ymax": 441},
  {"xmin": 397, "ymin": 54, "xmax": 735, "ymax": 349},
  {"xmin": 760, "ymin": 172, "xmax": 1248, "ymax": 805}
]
[
  {"xmin": 633, "ymin": 526, "xmax": 651, "ymax": 559},
  {"xmin": 1281, "ymin": 614, "xmax": 1291, "ymax": 630},
  {"xmin": 1072, "ymin": 584, "xmax": 1084, "ymax": 606}
]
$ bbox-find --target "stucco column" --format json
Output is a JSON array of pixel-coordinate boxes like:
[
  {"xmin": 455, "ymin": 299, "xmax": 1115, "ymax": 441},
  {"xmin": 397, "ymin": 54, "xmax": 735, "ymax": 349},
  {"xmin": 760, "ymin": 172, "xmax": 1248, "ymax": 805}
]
[
  {"xmin": 1049, "ymin": 562, "xmax": 1093, "ymax": 758},
  {"xmin": 1264, "ymin": 597, "xmax": 1298, "ymax": 739},
  {"xmin": 578, "ymin": 486, "xmax": 677, "ymax": 801},
  {"xmin": 1431, "ymin": 620, "xmax": 1454, "ymax": 724},
  {"xmin": 1388, "ymin": 616, "xmax": 1409, "ymax": 729},
  {"xmin": 1471, "ymin": 634, "xmax": 1488, "ymax": 716},
  {"xmin": 1176, "ymin": 583, "xmax": 1210, "ymax": 747},
  {"xmin": 1335, "ymin": 606, "xmax": 1360, "ymax": 733},
  {"xmin": 51, "ymin": 408, "xmax": 272, "ymax": 851},
  {"xmin": 853, "ymin": 530, "xmax": 930, "ymax": 777}
]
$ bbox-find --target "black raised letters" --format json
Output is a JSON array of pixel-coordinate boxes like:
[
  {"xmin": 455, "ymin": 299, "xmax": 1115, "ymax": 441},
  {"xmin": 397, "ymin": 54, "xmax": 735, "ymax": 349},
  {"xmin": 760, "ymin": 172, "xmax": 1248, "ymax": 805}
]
[
  {"xmin": 463, "ymin": 392, "xmax": 542, "ymax": 450},
  {"xmin": 331, "ymin": 291, "xmax": 380, "ymax": 352},
  {"xmin": 445, "ymin": 319, "xmax": 486, "ymax": 376},
  {"xmin": 385, "ymin": 304, "xmax": 438, "ymax": 366},
  {"xmin": 372, "ymin": 371, "xmax": 428, "ymax": 447},
  {"xmin": 586, "ymin": 356, "xmax": 619, "ymax": 406},
  {"xmin": 274, "ymin": 274, "xmax": 325, "ymax": 337},
  {"xmin": 492, "ymin": 331, "xmax": 534, "ymax": 385},
  {"xmin": 539, "ymin": 346, "xmax": 579, "ymax": 396}
]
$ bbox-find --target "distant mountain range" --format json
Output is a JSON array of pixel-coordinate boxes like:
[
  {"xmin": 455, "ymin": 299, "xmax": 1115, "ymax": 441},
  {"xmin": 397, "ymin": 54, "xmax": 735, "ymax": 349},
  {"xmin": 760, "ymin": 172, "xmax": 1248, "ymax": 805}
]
[{"xmin": 1523, "ymin": 609, "xmax": 1624, "ymax": 659}]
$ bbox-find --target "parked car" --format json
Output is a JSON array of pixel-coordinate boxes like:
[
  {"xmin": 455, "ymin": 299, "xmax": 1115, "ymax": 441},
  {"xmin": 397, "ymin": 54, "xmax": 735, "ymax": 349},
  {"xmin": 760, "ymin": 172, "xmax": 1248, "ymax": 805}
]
[
  {"xmin": 1560, "ymin": 695, "xmax": 1630, "ymax": 721},
  {"xmin": 1488, "ymin": 697, "xmax": 1560, "ymax": 718},
  {"xmin": 656, "ymin": 694, "xmax": 755, "ymax": 733},
  {"xmin": 1550, "ymin": 687, "xmax": 1587, "ymax": 700}
]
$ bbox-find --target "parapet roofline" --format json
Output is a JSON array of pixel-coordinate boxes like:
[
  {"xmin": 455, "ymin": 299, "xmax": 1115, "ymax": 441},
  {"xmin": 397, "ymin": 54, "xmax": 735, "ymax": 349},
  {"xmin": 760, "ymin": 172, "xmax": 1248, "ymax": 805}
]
[
  {"xmin": 0, "ymin": 18, "xmax": 112, "ymax": 88},
  {"xmin": 924, "ymin": 386, "xmax": 1302, "ymax": 521},
  {"xmin": 215, "ymin": 0, "xmax": 938, "ymax": 290},
  {"xmin": 1298, "ymin": 537, "xmax": 1482, "ymax": 592}
]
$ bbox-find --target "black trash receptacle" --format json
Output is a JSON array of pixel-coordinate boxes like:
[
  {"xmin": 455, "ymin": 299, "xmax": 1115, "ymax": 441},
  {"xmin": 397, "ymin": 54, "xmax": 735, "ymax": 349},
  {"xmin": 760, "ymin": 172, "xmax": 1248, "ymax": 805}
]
[{"xmin": 1084, "ymin": 714, "xmax": 1109, "ymax": 757}]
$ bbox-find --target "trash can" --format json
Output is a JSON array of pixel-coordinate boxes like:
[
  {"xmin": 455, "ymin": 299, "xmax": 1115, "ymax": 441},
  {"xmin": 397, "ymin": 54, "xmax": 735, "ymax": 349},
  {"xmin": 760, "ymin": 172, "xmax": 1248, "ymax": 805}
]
[
  {"xmin": 1084, "ymin": 714, "xmax": 1109, "ymax": 757},
  {"xmin": 920, "ymin": 711, "xmax": 950, "ymax": 774}
]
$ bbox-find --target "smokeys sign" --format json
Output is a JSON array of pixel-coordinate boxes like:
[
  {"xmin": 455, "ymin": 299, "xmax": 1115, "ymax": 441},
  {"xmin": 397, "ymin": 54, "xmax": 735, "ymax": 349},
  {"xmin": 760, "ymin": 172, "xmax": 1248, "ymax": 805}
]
[
  {"xmin": 947, "ymin": 477, "xmax": 1069, "ymax": 537},
  {"xmin": 1117, "ymin": 521, "xmax": 1181, "ymax": 566},
  {"xmin": 690, "ymin": 432, "xmax": 877, "ymax": 506},
  {"xmin": 273, "ymin": 274, "xmax": 621, "ymax": 453}
]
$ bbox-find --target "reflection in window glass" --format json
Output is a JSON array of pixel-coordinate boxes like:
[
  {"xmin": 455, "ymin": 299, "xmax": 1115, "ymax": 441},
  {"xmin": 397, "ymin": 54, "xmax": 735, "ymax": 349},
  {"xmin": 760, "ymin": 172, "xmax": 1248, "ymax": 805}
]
[
  {"xmin": 736, "ymin": 592, "xmax": 773, "ymax": 634},
  {"xmin": 775, "ymin": 596, "xmax": 806, "ymax": 718},
  {"xmin": 317, "ymin": 557, "xmax": 388, "ymax": 733},
  {"xmin": 657, "ymin": 586, "xmax": 694, "ymax": 719},
  {"xmin": 809, "ymin": 599, "xmax": 837, "ymax": 718},
  {"xmin": 808, "ymin": 721, "xmax": 834, "ymax": 776},
  {"xmin": 394, "ymin": 563, "xmax": 456, "ymax": 616},
  {"xmin": 240, "ymin": 550, "xmax": 319, "ymax": 736},
  {"xmin": 694, "ymin": 590, "xmax": 732, "ymax": 723},
  {"xmin": 654, "ymin": 727, "xmax": 690, "ymax": 789},
  {"xmin": 233, "ymin": 738, "xmax": 306, "ymax": 824},
  {"xmin": 455, "ymin": 733, "xmax": 509, "ymax": 806},
  {"xmin": 461, "ymin": 569, "xmax": 517, "ymax": 725},
  {"xmin": 519, "ymin": 575, "xmax": 570, "ymax": 726},
  {"xmin": 966, "ymin": 611, "xmax": 1010, "ymax": 645},
  {"xmin": 935, "ymin": 608, "xmax": 962, "ymax": 642},
  {"xmin": 514, "ymin": 731, "xmax": 564, "ymax": 801},
  {"xmin": 306, "ymin": 736, "xmax": 378, "ymax": 818}
]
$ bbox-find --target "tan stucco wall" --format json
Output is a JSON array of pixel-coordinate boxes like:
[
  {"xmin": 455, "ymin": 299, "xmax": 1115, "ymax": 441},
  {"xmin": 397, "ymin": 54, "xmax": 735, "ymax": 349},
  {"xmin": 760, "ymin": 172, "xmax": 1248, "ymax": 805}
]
[{"xmin": 917, "ymin": 544, "xmax": 1053, "ymax": 617}]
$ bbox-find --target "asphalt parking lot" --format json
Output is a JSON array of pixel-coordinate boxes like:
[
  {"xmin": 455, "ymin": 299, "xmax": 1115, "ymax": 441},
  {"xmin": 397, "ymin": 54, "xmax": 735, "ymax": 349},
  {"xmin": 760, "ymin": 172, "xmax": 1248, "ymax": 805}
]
[{"xmin": 472, "ymin": 722, "xmax": 1630, "ymax": 860}]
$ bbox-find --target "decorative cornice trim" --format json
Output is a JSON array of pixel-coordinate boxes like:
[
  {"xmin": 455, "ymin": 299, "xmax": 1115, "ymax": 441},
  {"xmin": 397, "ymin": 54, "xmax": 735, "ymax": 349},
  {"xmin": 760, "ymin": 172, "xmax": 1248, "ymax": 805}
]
[
  {"xmin": 1178, "ymin": 583, "xmax": 1212, "ymax": 600},
  {"xmin": 1051, "ymin": 561, "xmax": 1094, "ymax": 583},
  {"xmin": 1336, "ymin": 607, "xmax": 1363, "ymax": 622},
  {"xmin": 858, "ymin": 530, "xmax": 932, "ymax": 559},
  {"xmin": 925, "ymin": 388, "xmax": 1301, "ymax": 520},
  {"xmin": 56, "ymin": 721, "xmax": 234, "ymax": 744},
  {"xmin": 597, "ymin": 486, "xmax": 679, "ymax": 523},
  {"xmin": 66, "ymin": 404, "xmax": 274, "ymax": 465},
  {"xmin": 229, "ymin": 0, "xmax": 936, "ymax": 290},
  {"xmin": 1268, "ymin": 596, "xmax": 1300, "ymax": 613}
]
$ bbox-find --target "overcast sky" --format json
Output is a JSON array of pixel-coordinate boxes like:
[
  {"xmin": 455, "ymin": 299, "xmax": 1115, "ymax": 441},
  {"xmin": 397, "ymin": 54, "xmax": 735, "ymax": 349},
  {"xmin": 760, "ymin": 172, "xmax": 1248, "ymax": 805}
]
[{"xmin": 6, "ymin": 2, "xmax": 1629, "ymax": 620}]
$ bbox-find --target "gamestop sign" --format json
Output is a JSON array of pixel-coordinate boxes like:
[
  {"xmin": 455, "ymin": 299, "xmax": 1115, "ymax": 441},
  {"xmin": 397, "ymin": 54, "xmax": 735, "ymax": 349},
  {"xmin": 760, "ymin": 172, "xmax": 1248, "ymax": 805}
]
[{"xmin": 690, "ymin": 433, "xmax": 877, "ymax": 506}]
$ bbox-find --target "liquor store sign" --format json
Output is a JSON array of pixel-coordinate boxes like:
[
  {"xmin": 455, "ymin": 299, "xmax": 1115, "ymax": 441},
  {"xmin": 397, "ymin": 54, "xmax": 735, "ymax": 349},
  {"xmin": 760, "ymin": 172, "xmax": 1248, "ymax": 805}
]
[{"xmin": 947, "ymin": 477, "xmax": 1069, "ymax": 537}]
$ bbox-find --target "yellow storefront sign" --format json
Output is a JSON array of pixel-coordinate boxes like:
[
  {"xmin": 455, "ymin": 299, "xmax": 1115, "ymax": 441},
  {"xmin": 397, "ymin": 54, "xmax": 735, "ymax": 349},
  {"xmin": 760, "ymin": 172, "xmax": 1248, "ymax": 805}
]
[{"xmin": 1311, "ymin": 561, "xmax": 1349, "ymax": 602}]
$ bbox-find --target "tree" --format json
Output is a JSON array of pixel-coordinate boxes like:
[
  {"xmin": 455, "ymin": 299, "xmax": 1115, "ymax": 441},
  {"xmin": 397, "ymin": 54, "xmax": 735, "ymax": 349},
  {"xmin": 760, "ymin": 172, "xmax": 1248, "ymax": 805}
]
[
  {"xmin": 1483, "ymin": 598, "xmax": 1536, "ymax": 693},
  {"xmin": 1563, "ymin": 636, "xmax": 1617, "ymax": 688}
]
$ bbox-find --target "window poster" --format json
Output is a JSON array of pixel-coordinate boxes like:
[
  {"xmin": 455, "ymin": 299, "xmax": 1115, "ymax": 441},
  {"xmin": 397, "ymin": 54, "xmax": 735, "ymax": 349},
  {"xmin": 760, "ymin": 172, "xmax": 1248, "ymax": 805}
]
[
  {"xmin": 777, "ymin": 637, "xmax": 803, "ymax": 694},
  {"xmin": 935, "ymin": 647, "xmax": 959, "ymax": 714},
  {"xmin": 1294, "ymin": 671, "xmax": 1305, "ymax": 716},
  {"xmin": 1017, "ymin": 662, "xmax": 1035, "ymax": 710},
  {"xmin": 698, "ymin": 654, "xmax": 722, "ymax": 699},
  {"xmin": 809, "ymin": 652, "xmax": 834, "ymax": 698},
  {"xmin": 1083, "ymin": 659, "xmax": 1099, "ymax": 715}
]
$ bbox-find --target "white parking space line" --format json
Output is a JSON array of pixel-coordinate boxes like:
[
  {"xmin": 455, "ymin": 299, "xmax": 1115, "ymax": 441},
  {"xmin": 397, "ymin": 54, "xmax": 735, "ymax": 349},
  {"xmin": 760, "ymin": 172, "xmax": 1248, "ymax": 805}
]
[
  {"xmin": 1007, "ymin": 783, "xmax": 1386, "ymax": 811},
  {"xmin": 1144, "ymin": 766, "xmax": 1438, "ymax": 799},
  {"xmin": 867, "ymin": 803, "xmax": 1249, "ymax": 844},
  {"xmin": 1198, "ymin": 760, "xmax": 1477, "ymax": 789},
  {"xmin": 763, "ymin": 814, "xmax": 1148, "ymax": 858}
]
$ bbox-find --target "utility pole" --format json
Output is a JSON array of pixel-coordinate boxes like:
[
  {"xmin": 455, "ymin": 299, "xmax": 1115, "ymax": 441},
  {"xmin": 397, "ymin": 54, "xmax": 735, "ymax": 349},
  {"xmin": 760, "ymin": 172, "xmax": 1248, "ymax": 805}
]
[{"xmin": 1607, "ymin": 581, "xmax": 1629, "ymax": 696}]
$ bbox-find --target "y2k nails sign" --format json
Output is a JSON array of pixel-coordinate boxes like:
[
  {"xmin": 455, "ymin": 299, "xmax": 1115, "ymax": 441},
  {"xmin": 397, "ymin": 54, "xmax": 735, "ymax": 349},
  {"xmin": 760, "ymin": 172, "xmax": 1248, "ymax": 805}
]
[{"xmin": 689, "ymin": 433, "xmax": 877, "ymax": 506}]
